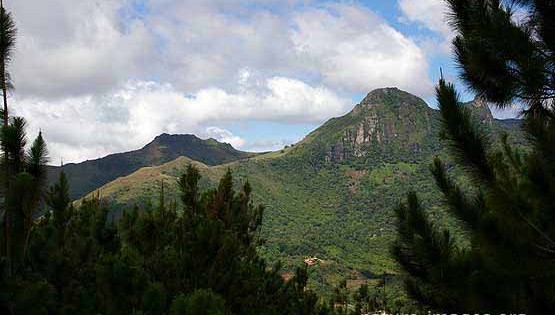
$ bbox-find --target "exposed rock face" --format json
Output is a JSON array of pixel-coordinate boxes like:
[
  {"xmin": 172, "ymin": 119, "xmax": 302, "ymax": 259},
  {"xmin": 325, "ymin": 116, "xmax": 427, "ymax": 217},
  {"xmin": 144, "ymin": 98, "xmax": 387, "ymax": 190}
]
[{"xmin": 321, "ymin": 88, "xmax": 436, "ymax": 163}]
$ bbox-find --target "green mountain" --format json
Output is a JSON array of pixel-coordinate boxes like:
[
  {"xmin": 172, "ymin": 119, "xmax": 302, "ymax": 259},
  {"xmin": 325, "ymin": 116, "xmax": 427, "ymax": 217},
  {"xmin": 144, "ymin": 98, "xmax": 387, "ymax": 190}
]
[
  {"xmin": 48, "ymin": 134, "xmax": 257, "ymax": 199},
  {"xmin": 297, "ymin": 87, "xmax": 440, "ymax": 164},
  {"xmin": 81, "ymin": 88, "xmax": 522, "ymax": 294}
]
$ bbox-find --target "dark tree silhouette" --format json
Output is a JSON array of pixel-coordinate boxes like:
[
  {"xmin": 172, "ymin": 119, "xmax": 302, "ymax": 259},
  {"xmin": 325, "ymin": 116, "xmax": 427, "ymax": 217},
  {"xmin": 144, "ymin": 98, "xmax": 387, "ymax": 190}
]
[{"xmin": 394, "ymin": 0, "xmax": 555, "ymax": 313}]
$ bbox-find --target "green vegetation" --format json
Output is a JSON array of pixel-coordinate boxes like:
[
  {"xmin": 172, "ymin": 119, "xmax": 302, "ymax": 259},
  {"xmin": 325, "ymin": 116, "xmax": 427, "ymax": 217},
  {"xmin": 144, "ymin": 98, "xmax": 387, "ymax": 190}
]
[
  {"xmin": 0, "ymin": 116, "xmax": 48, "ymax": 278},
  {"xmin": 394, "ymin": 0, "xmax": 555, "ymax": 313},
  {"xmin": 84, "ymin": 87, "xmax": 522, "ymax": 301},
  {"xmin": 2, "ymin": 165, "xmax": 333, "ymax": 314}
]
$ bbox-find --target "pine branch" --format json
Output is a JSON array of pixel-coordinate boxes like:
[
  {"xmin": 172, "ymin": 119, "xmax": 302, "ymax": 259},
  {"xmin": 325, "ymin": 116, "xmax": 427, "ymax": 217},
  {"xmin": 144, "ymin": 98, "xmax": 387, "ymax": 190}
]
[
  {"xmin": 436, "ymin": 79, "xmax": 495, "ymax": 183},
  {"xmin": 430, "ymin": 157, "xmax": 482, "ymax": 230}
]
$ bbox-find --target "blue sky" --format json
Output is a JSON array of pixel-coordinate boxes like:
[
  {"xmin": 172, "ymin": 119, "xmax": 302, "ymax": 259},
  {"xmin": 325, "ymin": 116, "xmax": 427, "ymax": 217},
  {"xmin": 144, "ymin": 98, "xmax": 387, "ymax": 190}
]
[{"xmin": 6, "ymin": 0, "xmax": 517, "ymax": 163}]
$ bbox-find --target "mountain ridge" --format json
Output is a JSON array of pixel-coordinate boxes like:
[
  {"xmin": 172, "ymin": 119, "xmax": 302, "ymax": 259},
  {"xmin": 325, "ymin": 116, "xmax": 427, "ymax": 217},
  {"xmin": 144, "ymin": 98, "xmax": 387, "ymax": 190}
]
[{"xmin": 48, "ymin": 134, "xmax": 258, "ymax": 199}]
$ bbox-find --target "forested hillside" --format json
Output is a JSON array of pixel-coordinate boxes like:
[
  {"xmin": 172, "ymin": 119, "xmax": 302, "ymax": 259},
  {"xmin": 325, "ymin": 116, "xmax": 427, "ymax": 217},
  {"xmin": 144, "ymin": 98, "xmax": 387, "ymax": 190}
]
[{"xmin": 85, "ymin": 88, "xmax": 523, "ymax": 295}]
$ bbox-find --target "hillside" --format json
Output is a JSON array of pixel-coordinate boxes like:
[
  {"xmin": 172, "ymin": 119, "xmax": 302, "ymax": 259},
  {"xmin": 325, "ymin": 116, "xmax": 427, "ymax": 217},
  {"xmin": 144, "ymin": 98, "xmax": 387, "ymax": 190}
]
[
  {"xmin": 83, "ymin": 88, "xmax": 523, "ymax": 294},
  {"xmin": 48, "ymin": 134, "xmax": 257, "ymax": 199}
]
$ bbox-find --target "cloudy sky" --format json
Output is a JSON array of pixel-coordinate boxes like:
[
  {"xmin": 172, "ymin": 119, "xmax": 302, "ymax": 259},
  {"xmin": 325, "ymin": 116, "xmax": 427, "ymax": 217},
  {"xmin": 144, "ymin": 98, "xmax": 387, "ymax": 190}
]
[{"xmin": 4, "ymin": 0, "xmax": 514, "ymax": 164}]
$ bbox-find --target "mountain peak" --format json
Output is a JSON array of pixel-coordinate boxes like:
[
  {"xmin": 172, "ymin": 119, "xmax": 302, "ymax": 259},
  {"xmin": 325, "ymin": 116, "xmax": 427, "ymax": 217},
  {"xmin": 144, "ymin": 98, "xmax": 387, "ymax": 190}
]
[
  {"xmin": 297, "ymin": 88, "xmax": 437, "ymax": 163},
  {"xmin": 149, "ymin": 134, "xmax": 236, "ymax": 151},
  {"xmin": 152, "ymin": 133, "xmax": 197, "ymax": 143},
  {"xmin": 360, "ymin": 87, "xmax": 423, "ymax": 108}
]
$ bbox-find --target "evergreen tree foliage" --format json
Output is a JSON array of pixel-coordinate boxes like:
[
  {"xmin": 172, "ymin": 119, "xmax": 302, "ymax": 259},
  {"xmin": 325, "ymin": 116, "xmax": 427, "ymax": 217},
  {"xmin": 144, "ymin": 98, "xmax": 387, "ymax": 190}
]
[
  {"xmin": 170, "ymin": 289, "xmax": 226, "ymax": 315},
  {"xmin": 393, "ymin": 0, "xmax": 555, "ymax": 313},
  {"xmin": 2, "ymin": 165, "xmax": 328, "ymax": 314},
  {"xmin": 0, "ymin": 116, "xmax": 49, "ymax": 277}
]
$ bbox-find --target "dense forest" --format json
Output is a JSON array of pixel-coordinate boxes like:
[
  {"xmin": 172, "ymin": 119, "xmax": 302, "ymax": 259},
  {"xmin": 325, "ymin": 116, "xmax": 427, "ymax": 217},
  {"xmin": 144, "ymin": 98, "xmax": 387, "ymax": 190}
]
[{"xmin": 1, "ymin": 0, "xmax": 554, "ymax": 314}]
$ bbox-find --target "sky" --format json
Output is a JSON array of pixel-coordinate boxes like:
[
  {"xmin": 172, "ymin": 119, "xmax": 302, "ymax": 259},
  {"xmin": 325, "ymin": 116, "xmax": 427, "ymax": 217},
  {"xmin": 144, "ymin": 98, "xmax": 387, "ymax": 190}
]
[{"xmin": 5, "ymin": 0, "xmax": 520, "ymax": 164}]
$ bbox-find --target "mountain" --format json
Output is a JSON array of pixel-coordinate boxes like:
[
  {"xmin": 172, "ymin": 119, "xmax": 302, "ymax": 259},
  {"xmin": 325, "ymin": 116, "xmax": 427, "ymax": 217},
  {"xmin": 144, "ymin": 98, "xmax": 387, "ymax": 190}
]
[
  {"xmin": 48, "ymin": 134, "xmax": 257, "ymax": 199},
  {"xmin": 297, "ymin": 87, "xmax": 440, "ymax": 164},
  {"xmin": 80, "ymin": 88, "xmax": 522, "ymax": 294}
]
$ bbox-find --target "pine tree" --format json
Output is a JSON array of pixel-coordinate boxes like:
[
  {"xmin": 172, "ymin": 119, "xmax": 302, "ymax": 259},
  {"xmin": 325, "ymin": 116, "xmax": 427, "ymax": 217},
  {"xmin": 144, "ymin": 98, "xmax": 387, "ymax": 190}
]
[
  {"xmin": 0, "ymin": 0, "xmax": 18, "ymax": 277},
  {"xmin": 393, "ymin": 0, "xmax": 555, "ymax": 313},
  {"xmin": 1, "ymin": 117, "xmax": 48, "ymax": 276},
  {"xmin": 45, "ymin": 170, "xmax": 72, "ymax": 247},
  {"xmin": 0, "ymin": 0, "xmax": 15, "ymax": 127},
  {"xmin": 114, "ymin": 166, "xmax": 326, "ymax": 314},
  {"xmin": 179, "ymin": 164, "xmax": 201, "ymax": 218}
]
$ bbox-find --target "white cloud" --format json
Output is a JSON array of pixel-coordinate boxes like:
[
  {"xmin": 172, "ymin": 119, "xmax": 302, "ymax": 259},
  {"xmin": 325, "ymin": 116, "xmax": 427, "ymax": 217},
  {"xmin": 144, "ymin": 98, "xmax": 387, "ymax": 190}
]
[
  {"xmin": 490, "ymin": 104, "xmax": 524, "ymax": 120},
  {"xmin": 8, "ymin": 1, "xmax": 432, "ymax": 99},
  {"xmin": 399, "ymin": 0, "xmax": 452, "ymax": 37},
  {"xmin": 244, "ymin": 139, "xmax": 292, "ymax": 152},
  {"xmin": 398, "ymin": 0, "xmax": 454, "ymax": 53},
  {"xmin": 292, "ymin": 4, "xmax": 432, "ymax": 95},
  {"xmin": 9, "ymin": 0, "xmax": 154, "ymax": 98},
  {"xmin": 13, "ymin": 76, "xmax": 347, "ymax": 163},
  {"xmin": 204, "ymin": 127, "xmax": 246, "ymax": 149}
]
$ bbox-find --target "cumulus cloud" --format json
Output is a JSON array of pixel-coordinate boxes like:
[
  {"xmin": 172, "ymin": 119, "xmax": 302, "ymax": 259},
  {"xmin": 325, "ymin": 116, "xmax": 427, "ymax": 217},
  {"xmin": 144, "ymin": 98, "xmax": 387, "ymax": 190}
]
[
  {"xmin": 292, "ymin": 4, "xmax": 432, "ymax": 94},
  {"xmin": 13, "ymin": 77, "xmax": 347, "ymax": 162},
  {"xmin": 244, "ymin": 139, "xmax": 293, "ymax": 152},
  {"xmin": 9, "ymin": 0, "xmax": 154, "ymax": 98},
  {"xmin": 398, "ymin": 0, "xmax": 455, "ymax": 54},
  {"xmin": 8, "ymin": 0, "xmax": 432, "ymax": 99},
  {"xmin": 143, "ymin": 1, "xmax": 300, "ymax": 94},
  {"xmin": 398, "ymin": 0, "xmax": 452, "ymax": 37},
  {"xmin": 204, "ymin": 127, "xmax": 246, "ymax": 149}
]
